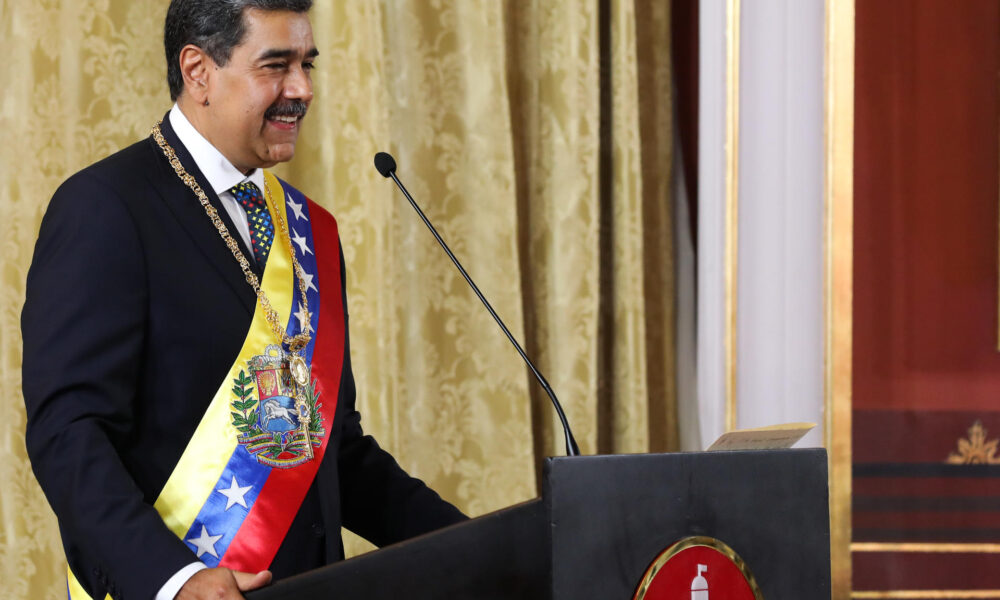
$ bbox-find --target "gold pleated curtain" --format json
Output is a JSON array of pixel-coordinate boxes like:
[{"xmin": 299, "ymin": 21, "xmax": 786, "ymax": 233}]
[{"xmin": 0, "ymin": 1, "xmax": 674, "ymax": 596}]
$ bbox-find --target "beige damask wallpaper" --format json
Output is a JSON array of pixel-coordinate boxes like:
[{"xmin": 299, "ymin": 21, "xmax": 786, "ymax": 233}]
[{"xmin": 0, "ymin": 1, "xmax": 673, "ymax": 597}]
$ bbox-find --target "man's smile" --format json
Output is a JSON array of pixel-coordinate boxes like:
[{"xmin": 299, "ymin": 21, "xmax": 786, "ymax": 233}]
[
  {"xmin": 266, "ymin": 114, "xmax": 301, "ymax": 131},
  {"xmin": 264, "ymin": 99, "xmax": 308, "ymax": 132}
]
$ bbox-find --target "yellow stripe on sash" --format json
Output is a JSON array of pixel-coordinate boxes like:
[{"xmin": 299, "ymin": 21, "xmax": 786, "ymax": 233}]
[{"xmin": 68, "ymin": 172, "xmax": 291, "ymax": 599}]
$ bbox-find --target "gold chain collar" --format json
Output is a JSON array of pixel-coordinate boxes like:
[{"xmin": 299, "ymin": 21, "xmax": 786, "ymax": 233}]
[{"xmin": 151, "ymin": 120, "xmax": 312, "ymax": 353}]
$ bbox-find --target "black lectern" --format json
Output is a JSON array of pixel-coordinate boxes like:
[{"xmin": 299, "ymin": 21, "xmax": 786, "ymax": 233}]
[{"xmin": 248, "ymin": 449, "xmax": 830, "ymax": 599}]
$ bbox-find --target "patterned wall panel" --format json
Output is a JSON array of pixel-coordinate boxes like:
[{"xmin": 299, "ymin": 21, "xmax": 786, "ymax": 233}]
[{"xmin": 853, "ymin": 0, "xmax": 1000, "ymax": 595}]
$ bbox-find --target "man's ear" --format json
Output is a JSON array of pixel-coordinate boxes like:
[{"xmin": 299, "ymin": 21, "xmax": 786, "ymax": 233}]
[{"xmin": 178, "ymin": 44, "xmax": 212, "ymax": 105}]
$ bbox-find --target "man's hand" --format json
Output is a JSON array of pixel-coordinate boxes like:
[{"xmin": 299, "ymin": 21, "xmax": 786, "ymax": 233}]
[{"xmin": 176, "ymin": 567, "xmax": 272, "ymax": 599}]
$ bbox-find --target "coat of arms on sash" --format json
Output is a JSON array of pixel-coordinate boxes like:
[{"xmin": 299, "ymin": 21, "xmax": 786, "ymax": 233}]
[{"xmin": 230, "ymin": 345, "xmax": 324, "ymax": 468}]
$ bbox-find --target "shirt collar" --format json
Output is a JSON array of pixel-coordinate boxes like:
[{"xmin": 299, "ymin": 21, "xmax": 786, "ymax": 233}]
[{"xmin": 168, "ymin": 104, "xmax": 265, "ymax": 196}]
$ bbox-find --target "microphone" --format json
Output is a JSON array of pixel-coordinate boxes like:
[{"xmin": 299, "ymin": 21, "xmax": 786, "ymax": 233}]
[{"xmin": 373, "ymin": 151, "xmax": 580, "ymax": 457}]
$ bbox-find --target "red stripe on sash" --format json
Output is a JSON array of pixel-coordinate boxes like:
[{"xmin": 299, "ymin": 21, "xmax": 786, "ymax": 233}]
[{"xmin": 220, "ymin": 201, "xmax": 344, "ymax": 572}]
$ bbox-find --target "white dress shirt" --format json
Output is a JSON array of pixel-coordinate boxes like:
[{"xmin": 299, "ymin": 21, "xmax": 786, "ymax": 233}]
[
  {"xmin": 155, "ymin": 104, "xmax": 266, "ymax": 599},
  {"xmin": 168, "ymin": 104, "xmax": 263, "ymax": 255}
]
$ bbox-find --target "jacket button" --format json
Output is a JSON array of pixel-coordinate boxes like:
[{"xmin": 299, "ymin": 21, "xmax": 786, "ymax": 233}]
[{"xmin": 311, "ymin": 523, "xmax": 325, "ymax": 538}]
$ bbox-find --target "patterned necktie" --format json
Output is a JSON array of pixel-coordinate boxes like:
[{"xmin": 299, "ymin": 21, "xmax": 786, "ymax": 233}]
[{"xmin": 230, "ymin": 181, "xmax": 274, "ymax": 266}]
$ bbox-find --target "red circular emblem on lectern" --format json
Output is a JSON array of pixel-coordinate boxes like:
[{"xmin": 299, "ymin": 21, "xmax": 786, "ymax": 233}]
[{"xmin": 633, "ymin": 536, "xmax": 763, "ymax": 600}]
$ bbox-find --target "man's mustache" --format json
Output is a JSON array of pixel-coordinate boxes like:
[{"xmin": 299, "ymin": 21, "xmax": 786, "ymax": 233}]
[{"xmin": 264, "ymin": 100, "xmax": 308, "ymax": 120}]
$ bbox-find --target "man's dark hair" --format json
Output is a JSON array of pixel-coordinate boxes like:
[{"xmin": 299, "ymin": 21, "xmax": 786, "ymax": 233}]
[{"xmin": 164, "ymin": 0, "xmax": 313, "ymax": 101}]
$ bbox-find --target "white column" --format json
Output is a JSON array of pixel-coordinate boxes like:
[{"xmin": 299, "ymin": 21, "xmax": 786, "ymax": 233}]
[
  {"xmin": 736, "ymin": 0, "xmax": 825, "ymax": 447},
  {"xmin": 696, "ymin": 0, "xmax": 730, "ymax": 449},
  {"xmin": 698, "ymin": 0, "xmax": 825, "ymax": 449}
]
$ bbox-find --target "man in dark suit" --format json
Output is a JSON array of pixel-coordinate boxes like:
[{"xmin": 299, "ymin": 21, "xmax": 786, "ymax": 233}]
[{"xmin": 21, "ymin": 1, "xmax": 465, "ymax": 599}]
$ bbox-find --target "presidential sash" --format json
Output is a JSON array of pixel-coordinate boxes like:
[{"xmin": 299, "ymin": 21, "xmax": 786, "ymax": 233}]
[{"xmin": 68, "ymin": 173, "xmax": 345, "ymax": 599}]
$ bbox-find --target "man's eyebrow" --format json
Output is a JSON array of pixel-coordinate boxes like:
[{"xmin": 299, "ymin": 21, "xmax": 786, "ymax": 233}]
[{"xmin": 257, "ymin": 47, "xmax": 320, "ymax": 61}]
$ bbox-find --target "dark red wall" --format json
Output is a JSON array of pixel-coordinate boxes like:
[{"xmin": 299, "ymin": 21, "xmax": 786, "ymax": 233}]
[{"xmin": 853, "ymin": 0, "xmax": 1000, "ymax": 591}]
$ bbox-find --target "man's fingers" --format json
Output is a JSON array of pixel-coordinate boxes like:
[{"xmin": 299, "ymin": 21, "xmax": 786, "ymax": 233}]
[
  {"xmin": 177, "ymin": 567, "xmax": 243, "ymax": 599},
  {"xmin": 233, "ymin": 569, "xmax": 273, "ymax": 591},
  {"xmin": 176, "ymin": 566, "xmax": 271, "ymax": 599}
]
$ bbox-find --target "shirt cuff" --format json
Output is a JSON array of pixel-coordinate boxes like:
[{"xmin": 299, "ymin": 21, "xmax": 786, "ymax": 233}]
[{"xmin": 156, "ymin": 562, "xmax": 207, "ymax": 600}]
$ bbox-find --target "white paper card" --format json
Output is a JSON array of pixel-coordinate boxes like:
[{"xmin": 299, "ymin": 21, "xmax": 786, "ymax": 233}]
[{"xmin": 706, "ymin": 422, "xmax": 816, "ymax": 451}]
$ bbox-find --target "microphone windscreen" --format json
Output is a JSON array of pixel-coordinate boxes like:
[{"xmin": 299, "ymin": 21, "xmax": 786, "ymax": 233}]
[{"xmin": 374, "ymin": 152, "xmax": 397, "ymax": 177}]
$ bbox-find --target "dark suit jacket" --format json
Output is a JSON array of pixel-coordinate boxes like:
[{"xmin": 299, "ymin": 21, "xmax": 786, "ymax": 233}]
[{"xmin": 22, "ymin": 116, "xmax": 465, "ymax": 600}]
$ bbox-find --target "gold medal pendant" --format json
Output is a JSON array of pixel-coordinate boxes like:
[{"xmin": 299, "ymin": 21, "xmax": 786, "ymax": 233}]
[
  {"xmin": 288, "ymin": 352, "xmax": 314, "ymax": 460},
  {"xmin": 290, "ymin": 354, "xmax": 311, "ymax": 387}
]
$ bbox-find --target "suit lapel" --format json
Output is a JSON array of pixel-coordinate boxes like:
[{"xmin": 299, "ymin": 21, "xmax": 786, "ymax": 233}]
[{"xmin": 145, "ymin": 115, "xmax": 259, "ymax": 316}]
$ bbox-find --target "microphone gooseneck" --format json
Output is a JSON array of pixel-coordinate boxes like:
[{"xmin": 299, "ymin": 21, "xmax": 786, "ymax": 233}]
[{"xmin": 373, "ymin": 151, "xmax": 580, "ymax": 457}]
